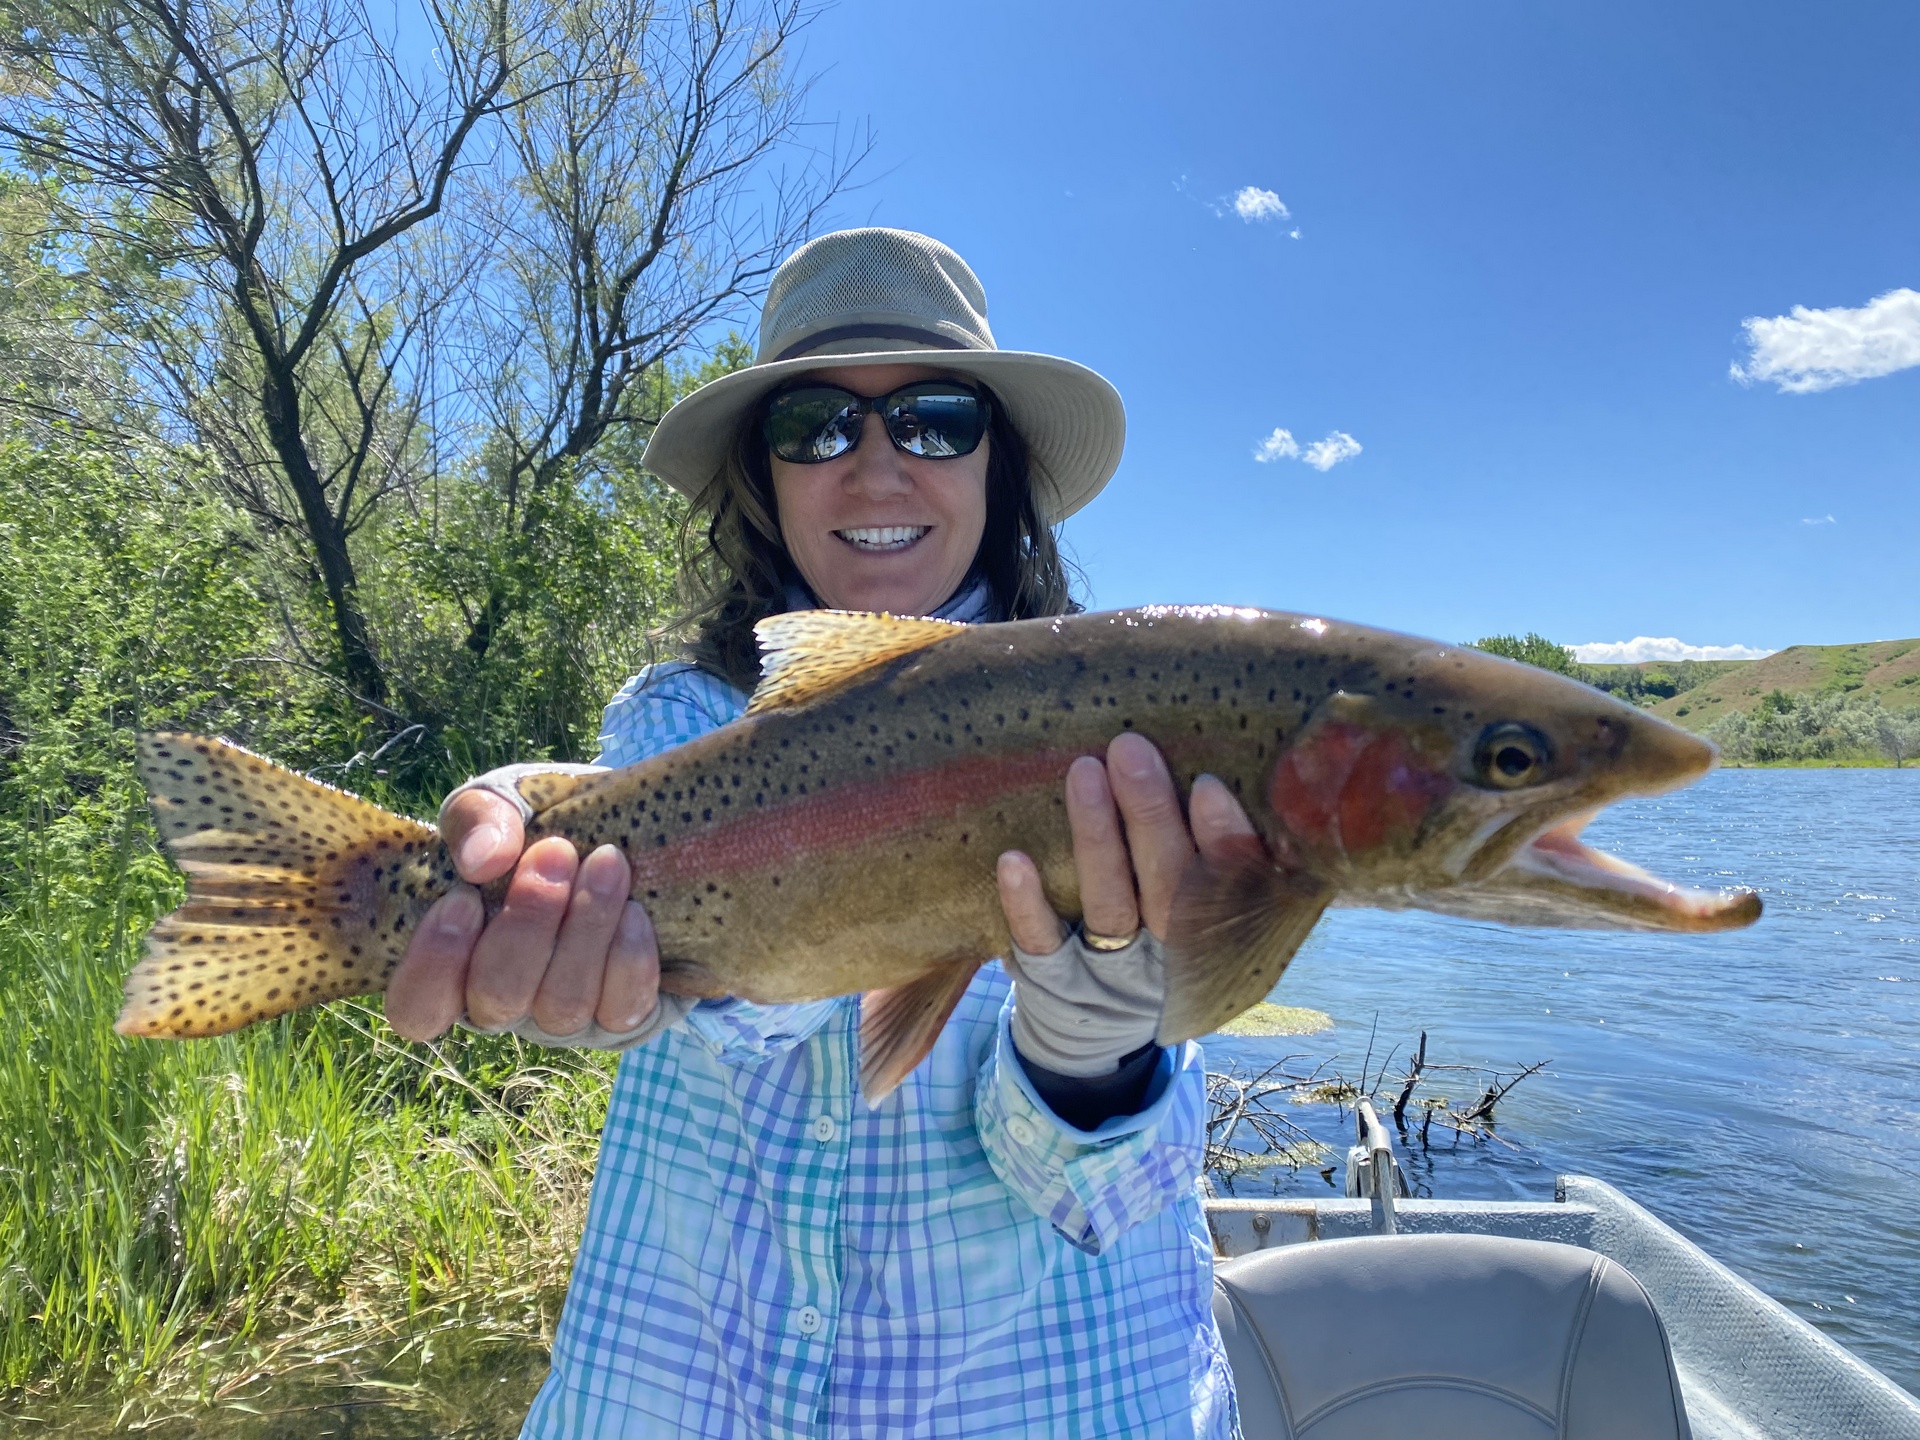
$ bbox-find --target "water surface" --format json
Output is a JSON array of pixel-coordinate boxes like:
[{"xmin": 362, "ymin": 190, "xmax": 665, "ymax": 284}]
[{"xmin": 1210, "ymin": 768, "xmax": 1920, "ymax": 1394}]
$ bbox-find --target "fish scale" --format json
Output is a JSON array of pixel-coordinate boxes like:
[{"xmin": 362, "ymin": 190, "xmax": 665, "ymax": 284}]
[{"xmin": 119, "ymin": 606, "xmax": 1761, "ymax": 1100}]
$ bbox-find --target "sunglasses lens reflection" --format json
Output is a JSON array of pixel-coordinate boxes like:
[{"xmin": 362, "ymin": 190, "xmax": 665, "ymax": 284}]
[
  {"xmin": 766, "ymin": 388, "xmax": 864, "ymax": 462},
  {"xmin": 765, "ymin": 385, "xmax": 987, "ymax": 463},
  {"xmin": 884, "ymin": 390, "xmax": 984, "ymax": 458}
]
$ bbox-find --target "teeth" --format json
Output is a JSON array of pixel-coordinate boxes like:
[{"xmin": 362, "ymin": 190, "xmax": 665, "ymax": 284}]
[{"xmin": 837, "ymin": 526, "xmax": 929, "ymax": 551}]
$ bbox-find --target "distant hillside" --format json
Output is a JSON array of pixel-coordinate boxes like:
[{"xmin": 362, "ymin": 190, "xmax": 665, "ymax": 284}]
[{"xmin": 1639, "ymin": 639, "xmax": 1920, "ymax": 732}]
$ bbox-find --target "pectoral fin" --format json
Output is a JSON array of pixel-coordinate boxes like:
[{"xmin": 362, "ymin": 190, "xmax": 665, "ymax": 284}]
[
  {"xmin": 1157, "ymin": 838, "xmax": 1331, "ymax": 1045},
  {"xmin": 859, "ymin": 957, "xmax": 984, "ymax": 1103}
]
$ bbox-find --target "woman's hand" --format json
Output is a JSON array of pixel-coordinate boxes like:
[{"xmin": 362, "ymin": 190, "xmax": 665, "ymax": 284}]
[
  {"xmin": 996, "ymin": 732, "xmax": 1259, "ymax": 956},
  {"xmin": 385, "ymin": 783, "xmax": 662, "ymax": 1043}
]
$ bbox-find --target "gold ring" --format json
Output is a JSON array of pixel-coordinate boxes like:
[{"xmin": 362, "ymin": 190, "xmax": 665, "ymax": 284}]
[{"xmin": 1081, "ymin": 925, "xmax": 1141, "ymax": 952}]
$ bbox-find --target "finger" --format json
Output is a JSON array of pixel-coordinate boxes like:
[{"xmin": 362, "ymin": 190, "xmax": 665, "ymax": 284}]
[
  {"xmin": 1065, "ymin": 755, "xmax": 1140, "ymax": 940},
  {"xmin": 1106, "ymin": 732, "xmax": 1198, "ymax": 937},
  {"xmin": 386, "ymin": 887, "xmax": 483, "ymax": 1041},
  {"xmin": 465, "ymin": 836, "xmax": 578, "ymax": 1029},
  {"xmin": 530, "ymin": 844, "xmax": 630, "ymax": 1036},
  {"xmin": 596, "ymin": 902, "xmax": 662, "ymax": 1033},
  {"xmin": 441, "ymin": 787, "xmax": 526, "ymax": 885},
  {"xmin": 1190, "ymin": 773, "xmax": 1261, "ymax": 854},
  {"xmin": 997, "ymin": 850, "xmax": 1068, "ymax": 955}
]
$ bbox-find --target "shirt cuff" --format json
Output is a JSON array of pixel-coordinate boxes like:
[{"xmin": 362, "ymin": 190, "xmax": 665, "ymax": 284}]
[
  {"xmin": 977, "ymin": 992, "xmax": 1195, "ymax": 1253},
  {"xmin": 1000, "ymin": 999, "xmax": 1177, "ymax": 1144},
  {"xmin": 1015, "ymin": 1040, "xmax": 1165, "ymax": 1132}
]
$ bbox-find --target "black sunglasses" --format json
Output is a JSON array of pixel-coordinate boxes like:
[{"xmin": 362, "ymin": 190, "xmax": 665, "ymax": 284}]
[{"xmin": 763, "ymin": 381, "xmax": 991, "ymax": 464}]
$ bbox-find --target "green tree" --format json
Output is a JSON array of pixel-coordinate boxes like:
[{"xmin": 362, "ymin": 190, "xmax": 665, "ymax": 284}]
[
  {"xmin": 0, "ymin": 0, "xmax": 855, "ymax": 728},
  {"xmin": 1468, "ymin": 633, "xmax": 1582, "ymax": 677},
  {"xmin": 1873, "ymin": 707, "xmax": 1920, "ymax": 767}
]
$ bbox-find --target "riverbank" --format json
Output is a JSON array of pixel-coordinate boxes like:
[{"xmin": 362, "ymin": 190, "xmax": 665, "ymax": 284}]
[
  {"xmin": 1720, "ymin": 756, "xmax": 1908, "ymax": 768},
  {"xmin": 0, "ymin": 839, "xmax": 611, "ymax": 1433}
]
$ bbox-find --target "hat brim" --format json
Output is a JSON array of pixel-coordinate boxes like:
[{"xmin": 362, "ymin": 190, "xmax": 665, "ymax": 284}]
[{"xmin": 641, "ymin": 348, "xmax": 1125, "ymax": 525}]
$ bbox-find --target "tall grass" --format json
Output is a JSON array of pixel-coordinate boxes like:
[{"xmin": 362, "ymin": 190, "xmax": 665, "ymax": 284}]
[
  {"xmin": 0, "ymin": 418, "xmax": 670, "ymax": 1427},
  {"xmin": 0, "ymin": 807, "xmax": 617, "ymax": 1423}
]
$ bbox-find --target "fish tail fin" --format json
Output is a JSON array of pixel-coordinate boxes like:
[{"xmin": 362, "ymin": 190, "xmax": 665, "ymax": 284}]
[{"xmin": 118, "ymin": 732, "xmax": 447, "ymax": 1039}]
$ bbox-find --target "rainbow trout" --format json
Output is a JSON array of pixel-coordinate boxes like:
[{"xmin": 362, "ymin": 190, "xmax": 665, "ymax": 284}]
[{"xmin": 120, "ymin": 606, "xmax": 1761, "ymax": 1098}]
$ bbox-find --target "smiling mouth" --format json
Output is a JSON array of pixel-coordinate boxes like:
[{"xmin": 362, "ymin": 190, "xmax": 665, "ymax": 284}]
[{"xmin": 836, "ymin": 526, "xmax": 929, "ymax": 552}]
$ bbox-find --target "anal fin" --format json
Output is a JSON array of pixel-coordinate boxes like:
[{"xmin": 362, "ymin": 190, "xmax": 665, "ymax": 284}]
[
  {"xmin": 858, "ymin": 957, "xmax": 984, "ymax": 1103},
  {"xmin": 1157, "ymin": 838, "xmax": 1331, "ymax": 1045}
]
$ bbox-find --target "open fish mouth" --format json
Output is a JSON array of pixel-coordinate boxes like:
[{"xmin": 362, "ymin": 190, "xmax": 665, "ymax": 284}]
[{"xmin": 1423, "ymin": 814, "xmax": 1763, "ymax": 933}]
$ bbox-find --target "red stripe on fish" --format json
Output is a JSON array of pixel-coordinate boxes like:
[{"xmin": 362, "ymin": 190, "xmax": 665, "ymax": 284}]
[{"xmin": 627, "ymin": 745, "xmax": 1093, "ymax": 889}]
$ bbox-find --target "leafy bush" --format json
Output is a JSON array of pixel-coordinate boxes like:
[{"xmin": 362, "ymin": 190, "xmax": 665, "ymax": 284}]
[{"xmin": 1704, "ymin": 690, "xmax": 1920, "ymax": 765}]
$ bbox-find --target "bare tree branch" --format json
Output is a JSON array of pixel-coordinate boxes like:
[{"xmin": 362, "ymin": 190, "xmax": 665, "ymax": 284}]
[{"xmin": 0, "ymin": 0, "xmax": 856, "ymax": 717}]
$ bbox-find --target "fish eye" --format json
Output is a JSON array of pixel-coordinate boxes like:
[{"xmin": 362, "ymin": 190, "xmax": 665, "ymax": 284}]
[{"xmin": 1473, "ymin": 723, "xmax": 1554, "ymax": 789}]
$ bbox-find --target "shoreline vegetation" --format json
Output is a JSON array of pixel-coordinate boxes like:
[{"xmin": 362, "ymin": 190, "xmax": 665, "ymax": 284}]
[{"xmin": 1469, "ymin": 635, "xmax": 1920, "ymax": 768}]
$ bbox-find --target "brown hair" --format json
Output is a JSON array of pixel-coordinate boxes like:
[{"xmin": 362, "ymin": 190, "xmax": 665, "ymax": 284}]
[{"xmin": 671, "ymin": 388, "xmax": 1078, "ymax": 692}]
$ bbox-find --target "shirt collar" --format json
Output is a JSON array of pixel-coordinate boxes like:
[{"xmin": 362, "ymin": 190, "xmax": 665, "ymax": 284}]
[{"xmin": 781, "ymin": 573, "xmax": 1003, "ymax": 625}]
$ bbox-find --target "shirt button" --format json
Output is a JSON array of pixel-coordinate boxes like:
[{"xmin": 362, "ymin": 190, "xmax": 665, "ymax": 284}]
[
  {"xmin": 811, "ymin": 1114, "xmax": 837, "ymax": 1143},
  {"xmin": 796, "ymin": 1305, "xmax": 824, "ymax": 1335},
  {"xmin": 1006, "ymin": 1116, "xmax": 1037, "ymax": 1146}
]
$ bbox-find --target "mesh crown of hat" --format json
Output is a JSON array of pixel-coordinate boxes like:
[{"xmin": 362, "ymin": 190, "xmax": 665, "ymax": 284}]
[{"xmin": 758, "ymin": 228, "xmax": 997, "ymax": 361}]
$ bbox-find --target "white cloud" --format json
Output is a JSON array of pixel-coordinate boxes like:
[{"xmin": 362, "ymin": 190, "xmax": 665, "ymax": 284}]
[
  {"xmin": 1569, "ymin": 637, "xmax": 1777, "ymax": 664},
  {"xmin": 1253, "ymin": 428, "xmax": 1299, "ymax": 462},
  {"xmin": 1301, "ymin": 431, "xmax": 1362, "ymax": 471},
  {"xmin": 1730, "ymin": 287, "xmax": 1920, "ymax": 394},
  {"xmin": 1232, "ymin": 186, "xmax": 1289, "ymax": 222},
  {"xmin": 1255, "ymin": 427, "xmax": 1362, "ymax": 470},
  {"xmin": 1802, "ymin": 514, "xmax": 1836, "ymax": 525}
]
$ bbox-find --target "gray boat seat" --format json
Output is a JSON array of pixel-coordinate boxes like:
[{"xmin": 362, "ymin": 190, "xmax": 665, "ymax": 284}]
[{"xmin": 1213, "ymin": 1233, "xmax": 1691, "ymax": 1439}]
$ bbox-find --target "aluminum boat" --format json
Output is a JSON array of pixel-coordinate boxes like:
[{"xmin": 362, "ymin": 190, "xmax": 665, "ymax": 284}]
[{"xmin": 1203, "ymin": 1101, "xmax": 1920, "ymax": 1439}]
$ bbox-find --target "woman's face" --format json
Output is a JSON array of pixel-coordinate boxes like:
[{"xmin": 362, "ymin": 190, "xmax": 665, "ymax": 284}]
[{"xmin": 768, "ymin": 363, "xmax": 990, "ymax": 616}]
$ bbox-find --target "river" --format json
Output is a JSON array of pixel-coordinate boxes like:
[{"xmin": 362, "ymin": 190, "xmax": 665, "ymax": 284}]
[{"xmin": 1208, "ymin": 766, "xmax": 1920, "ymax": 1395}]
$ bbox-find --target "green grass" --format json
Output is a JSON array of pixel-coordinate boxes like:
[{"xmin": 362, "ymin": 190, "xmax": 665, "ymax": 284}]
[
  {"xmin": 1217, "ymin": 1003, "xmax": 1335, "ymax": 1037},
  {"xmin": 0, "ymin": 825, "xmax": 612, "ymax": 1430}
]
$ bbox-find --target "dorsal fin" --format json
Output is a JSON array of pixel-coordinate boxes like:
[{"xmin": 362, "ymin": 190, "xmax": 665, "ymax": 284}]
[{"xmin": 748, "ymin": 609, "xmax": 968, "ymax": 715}]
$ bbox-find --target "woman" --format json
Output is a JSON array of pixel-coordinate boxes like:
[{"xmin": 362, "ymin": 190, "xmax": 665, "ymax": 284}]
[{"xmin": 387, "ymin": 229, "xmax": 1254, "ymax": 1437}]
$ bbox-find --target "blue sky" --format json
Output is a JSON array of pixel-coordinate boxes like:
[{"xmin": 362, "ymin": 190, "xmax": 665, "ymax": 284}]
[{"xmin": 791, "ymin": 0, "xmax": 1919, "ymax": 655}]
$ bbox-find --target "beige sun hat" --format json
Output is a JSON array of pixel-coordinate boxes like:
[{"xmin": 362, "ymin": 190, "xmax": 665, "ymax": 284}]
[{"xmin": 641, "ymin": 228, "xmax": 1125, "ymax": 524}]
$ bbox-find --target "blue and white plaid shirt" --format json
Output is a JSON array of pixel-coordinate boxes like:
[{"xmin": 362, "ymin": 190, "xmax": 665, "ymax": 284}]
[{"xmin": 518, "ymin": 661, "xmax": 1235, "ymax": 1439}]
